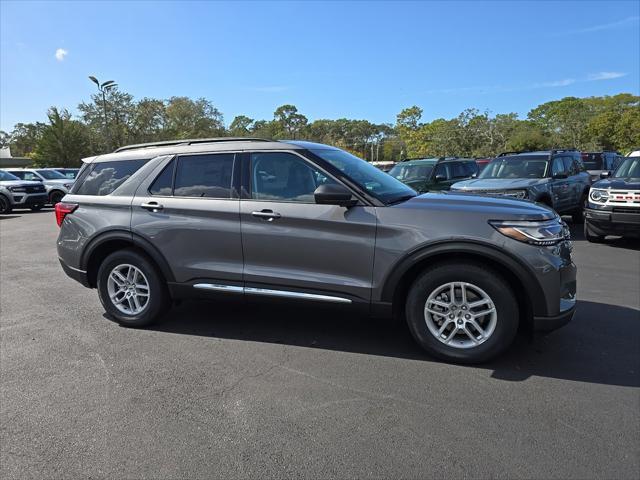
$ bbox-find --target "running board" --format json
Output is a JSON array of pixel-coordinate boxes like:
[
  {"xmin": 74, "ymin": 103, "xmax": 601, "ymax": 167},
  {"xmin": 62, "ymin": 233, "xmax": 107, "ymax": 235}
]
[{"xmin": 193, "ymin": 283, "xmax": 352, "ymax": 304}]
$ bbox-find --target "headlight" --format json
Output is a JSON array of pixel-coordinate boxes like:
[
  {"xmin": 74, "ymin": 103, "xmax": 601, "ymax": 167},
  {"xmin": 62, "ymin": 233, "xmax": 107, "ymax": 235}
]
[
  {"xmin": 504, "ymin": 190, "xmax": 527, "ymax": 199},
  {"xmin": 8, "ymin": 186, "xmax": 26, "ymax": 192},
  {"xmin": 589, "ymin": 188, "xmax": 609, "ymax": 203},
  {"xmin": 490, "ymin": 218, "xmax": 568, "ymax": 246}
]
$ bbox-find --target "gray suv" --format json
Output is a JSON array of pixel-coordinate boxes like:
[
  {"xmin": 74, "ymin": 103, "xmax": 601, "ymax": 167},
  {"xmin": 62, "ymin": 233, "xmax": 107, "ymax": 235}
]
[
  {"xmin": 56, "ymin": 138, "xmax": 576, "ymax": 363},
  {"xmin": 0, "ymin": 170, "xmax": 48, "ymax": 213}
]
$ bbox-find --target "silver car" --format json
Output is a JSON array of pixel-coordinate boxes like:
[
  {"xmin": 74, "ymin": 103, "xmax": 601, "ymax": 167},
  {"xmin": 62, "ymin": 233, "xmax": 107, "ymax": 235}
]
[
  {"xmin": 56, "ymin": 138, "xmax": 576, "ymax": 363},
  {"xmin": 5, "ymin": 168, "xmax": 74, "ymax": 205},
  {"xmin": 0, "ymin": 170, "xmax": 48, "ymax": 213}
]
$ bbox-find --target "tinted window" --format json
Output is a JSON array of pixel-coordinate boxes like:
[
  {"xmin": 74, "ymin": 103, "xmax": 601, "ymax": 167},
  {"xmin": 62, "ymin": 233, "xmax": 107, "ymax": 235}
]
[
  {"xmin": 388, "ymin": 163, "xmax": 434, "ymax": 181},
  {"xmin": 464, "ymin": 162, "xmax": 479, "ymax": 176},
  {"xmin": 0, "ymin": 170, "xmax": 20, "ymax": 181},
  {"xmin": 451, "ymin": 162, "xmax": 468, "ymax": 179},
  {"xmin": 434, "ymin": 163, "xmax": 448, "ymax": 179},
  {"xmin": 251, "ymin": 152, "xmax": 337, "ymax": 202},
  {"xmin": 174, "ymin": 154, "xmax": 234, "ymax": 198},
  {"xmin": 76, "ymin": 160, "xmax": 146, "ymax": 196},
  {"xmin": 36, "ymin": 169, "xmax": 66, "ymax": 179},
  {"xmin": 149, "ymin": 159, "xmax": 176, "ymax": 196},
  {"xmin": 481, "ymin": 157, "xmax": 549, "ymax": 179},
  {"xmin": 581, "ymin": 153, "xmax": 603, "ymax": 170},
  {"xmin": 562, "ymin": 157, "xmax": 575, "ymax": 175},
  {"xmin": 9, "ymin": 171, "xmax": 40, "ymax": 181},
  {"xmin": 552, "ymin": 158, "xmax": 565, "ymax": 176}
]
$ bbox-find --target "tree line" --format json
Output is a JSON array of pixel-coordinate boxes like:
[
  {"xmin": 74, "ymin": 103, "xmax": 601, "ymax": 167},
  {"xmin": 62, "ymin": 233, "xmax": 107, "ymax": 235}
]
[{"xmin": 0, "ymin": 83, "xmax": 638, "ymax": 167}]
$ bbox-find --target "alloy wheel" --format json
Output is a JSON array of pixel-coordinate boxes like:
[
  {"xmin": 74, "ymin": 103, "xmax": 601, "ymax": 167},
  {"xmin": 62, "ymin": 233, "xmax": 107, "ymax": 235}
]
[
  {"xmin": 424, "ymin": 282, "xmax": 498, "ymax": 349},
  {"xmin": 106, "ymin": 264, "xmax": 151, "ymax": 315}
]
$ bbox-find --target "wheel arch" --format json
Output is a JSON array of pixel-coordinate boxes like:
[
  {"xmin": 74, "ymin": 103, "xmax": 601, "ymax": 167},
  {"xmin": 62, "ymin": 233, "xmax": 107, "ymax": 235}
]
[
  {"xmin": 381, "ymin": 241, "xmax": 546, "ymax": 328},
  {"xmin": 81, "ymin": 230, "xmax": 175, "ymax": 287}
]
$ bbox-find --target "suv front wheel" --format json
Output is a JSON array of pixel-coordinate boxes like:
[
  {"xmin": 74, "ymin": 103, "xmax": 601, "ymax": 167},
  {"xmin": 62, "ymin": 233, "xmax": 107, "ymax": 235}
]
[
  {"xmin": 405, "ymin": 262, "xmax": 519, "ymax": 363},
  {"xmin": 97, "ymin": 249, "xmax": 169, "ymax": 327}
]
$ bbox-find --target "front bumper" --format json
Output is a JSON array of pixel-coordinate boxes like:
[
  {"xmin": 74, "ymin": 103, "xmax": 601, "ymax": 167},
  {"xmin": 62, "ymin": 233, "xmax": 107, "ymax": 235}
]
[
  {"xmin": 10, "ymin": 193, "xmax": 48, "ymax": 207},
  {"xmin": 533, "ymin": 303, "xmax": 576, "ymax": 332},
  {"xmin": 585, "ymin": 207, "xmax": 640, "ymax": 236}
]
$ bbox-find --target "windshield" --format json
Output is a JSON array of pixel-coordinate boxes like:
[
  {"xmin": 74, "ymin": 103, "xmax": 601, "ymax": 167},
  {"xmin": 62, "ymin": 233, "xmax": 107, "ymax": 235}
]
[
  {"xmin": 389, "ymin": 163, "xmax": 435, "ymax": 181},
  {"xmin": 581, "ymin": 153, "xmax": 603, "ymax": 170},
  {"xmin": 0, "ymin": 170, "xmax": 20, "ymax": 181},
  {"xmin": 479, "ymin": 157, "xmax": 548, "ymax": 179},
  {"xmin": 36, "ymin": 169, "xmax": 67, "ymax": 180},
  {"xmin": 613, "ymin": 158, "xmax": 640, "ymax": 179},
  {"xmin": 310, "ymin": 148, "xmax": 416, "ymax": 204}
]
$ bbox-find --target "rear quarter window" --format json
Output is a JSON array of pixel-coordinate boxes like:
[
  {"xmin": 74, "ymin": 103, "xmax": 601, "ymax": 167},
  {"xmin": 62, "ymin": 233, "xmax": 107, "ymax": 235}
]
[{"xmin": 74, "ymin": 159, "xmax": 146, "ymax": 196}]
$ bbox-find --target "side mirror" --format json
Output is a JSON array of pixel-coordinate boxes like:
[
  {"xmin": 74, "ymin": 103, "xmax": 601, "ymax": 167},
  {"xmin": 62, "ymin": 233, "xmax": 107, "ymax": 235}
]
[
  {"xmin": 471, "ymin": 173, "xmax": 478, "ymax": 178},
  {"xmin": 552, "ymin": 172, "xmax": 568, "ymax": 179},
  {"xmin": 314, "ymin": 184, "xmax": 358, "ymax": 207},
  {"xmin": 600, "ymin": 171, "xmax": 611, "ymax": 179},
  {"xmin": 434, "ymin": 174, "xmax": 447, "ymax": 182}
]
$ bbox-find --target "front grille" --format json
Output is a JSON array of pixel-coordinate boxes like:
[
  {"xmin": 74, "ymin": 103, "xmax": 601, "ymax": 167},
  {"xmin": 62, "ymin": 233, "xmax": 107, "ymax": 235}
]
[
  {"xmin": 469, "ymin": 189, "xmax": 527, "ymax": 199},
  {"xmin": 26, "ymin": 185, "xmax": 46, "ymax": 193}
]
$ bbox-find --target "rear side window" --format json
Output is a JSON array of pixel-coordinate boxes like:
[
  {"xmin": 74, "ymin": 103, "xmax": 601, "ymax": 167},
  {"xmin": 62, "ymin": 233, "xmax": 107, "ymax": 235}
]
[
  {"xmin": 463, "ymin": 162, "xmax": 479, "ymax": 177},
  {"xmin": 173, "ymin": 153, "xmax": 234, "ymax": 198},
  {"xmin": 149, "ymin": 159, "xmax": 176, "ymax": 196},
  {"xmin": 75, "ymin": 160, "xmax": 146, "ymax": 196}
]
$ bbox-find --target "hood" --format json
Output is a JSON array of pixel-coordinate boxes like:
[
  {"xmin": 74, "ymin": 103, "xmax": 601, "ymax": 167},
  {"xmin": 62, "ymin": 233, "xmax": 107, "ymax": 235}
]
[
  {"xmin": 397, "ymin": 191, "xmax": 555, "ymax": 221},
  {"xmin": 592, "ymin": 177, "xmax": 640, "ymax": 190},
  {"xmin": 0, "ymin": 180, "xmax": 44, "ymax": 187},
  {"xmin": 451, "ymin": 178, "xmax": 547, "ymax": 190},
  {"xmin": 44, "ymin": 179, "xmax": 72, "ymax": 186}
]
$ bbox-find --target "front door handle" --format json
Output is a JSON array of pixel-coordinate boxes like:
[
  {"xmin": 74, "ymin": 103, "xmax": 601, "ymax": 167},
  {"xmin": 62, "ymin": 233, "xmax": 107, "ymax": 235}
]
[
  {"xmin": 141, "ymin": 202, "xmax": 164, "ymax": 212},
  {"xmin": 252, "ymin": 210, "xmax": 281, "ymax": 221}
]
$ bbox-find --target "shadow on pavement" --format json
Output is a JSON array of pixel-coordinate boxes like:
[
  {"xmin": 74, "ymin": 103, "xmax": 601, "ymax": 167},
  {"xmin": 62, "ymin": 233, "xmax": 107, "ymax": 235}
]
[
  {"xmin": 569, "ymin": 222, "xmax": 640, "ymax": 250},
  {"xmin": 147, "ymin": 298, "xmax": 640, "ymax": 388}
]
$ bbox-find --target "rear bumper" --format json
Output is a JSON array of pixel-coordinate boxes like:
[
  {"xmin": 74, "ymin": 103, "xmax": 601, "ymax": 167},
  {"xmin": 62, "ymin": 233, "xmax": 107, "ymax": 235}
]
[
  {"xmin": 533, "ymin": 303, "xmax": 576, "ymax": 332},
  {"xmin": 59, "ymin": 258, "xmax": 91, "ymax": 288}
]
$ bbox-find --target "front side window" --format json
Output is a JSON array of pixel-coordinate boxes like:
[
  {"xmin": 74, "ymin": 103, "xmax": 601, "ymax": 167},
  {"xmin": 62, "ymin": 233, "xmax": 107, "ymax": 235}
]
[
  {"xmin": 10, "ymin": 171, "xmax": 41, "ymax": 181},
  {"xmin": 451, "ymin": 162, "xmax": 469, "ymax": 179},
  {"xmin": 0, "ymin": 170, "xmax": 20, "ymax": 181},
  {"xmin": 174, "ymin": 153, "xmax": 234, "ymax": 198},
  {"xmin": 552, "ymin": 158, "xmax": 565, "ymax": 176},
  {"xmin": 562, "ymin": 157, "xmax": 576, "ymax": 175},
  {"xmin": 309, "ymin": 148, "xmax": 416, "ymax": 204},
  {"xmin": 251, "ymin": 152, "xmax": 337, "ymax": 203},
  {"xmin": 76, "ymin": 160, "xmax": 146, "ymax": 196},
  {"xmin": 433, "ymin": 163, "xmax": 448, "ymax": 179}
]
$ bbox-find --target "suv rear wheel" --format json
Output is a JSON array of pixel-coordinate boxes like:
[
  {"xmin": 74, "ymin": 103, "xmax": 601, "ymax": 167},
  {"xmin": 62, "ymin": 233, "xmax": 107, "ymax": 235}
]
[
  {"xmin": 97, "ymin": 249, "xmax": 169, "ymax": 327},
  {"xmin": 49, "ymin": 190, "xmax": 65, "ymax": 205},
  {"xmin": 405, "ymin": 263, "xmax": 519, "ymax": 364}
]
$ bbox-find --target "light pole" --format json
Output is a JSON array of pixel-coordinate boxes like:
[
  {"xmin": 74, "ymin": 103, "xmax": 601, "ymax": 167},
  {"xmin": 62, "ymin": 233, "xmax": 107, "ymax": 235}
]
[{"xmin": 88, "ymin": 76, "xmax": 117, "ymax": 148}]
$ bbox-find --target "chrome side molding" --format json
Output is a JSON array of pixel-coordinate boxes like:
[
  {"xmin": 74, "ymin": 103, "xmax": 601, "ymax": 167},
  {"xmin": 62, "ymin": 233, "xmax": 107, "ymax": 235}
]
[{"xmin": 193, "ymin": 283, "xmax": 352, "ymax": 304}]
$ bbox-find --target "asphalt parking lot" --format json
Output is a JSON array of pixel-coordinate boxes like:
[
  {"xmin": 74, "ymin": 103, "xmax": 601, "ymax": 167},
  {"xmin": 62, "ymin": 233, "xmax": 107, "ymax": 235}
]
[{"xmin": 1, "ymin": 209, "xmax": 639, "ymax": 479}]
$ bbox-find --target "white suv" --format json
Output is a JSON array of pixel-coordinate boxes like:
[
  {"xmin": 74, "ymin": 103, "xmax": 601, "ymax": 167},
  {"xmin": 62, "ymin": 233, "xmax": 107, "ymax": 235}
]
[{"xmin": 5, "ymin": 168, "xmax": 74, "ymax": 205}]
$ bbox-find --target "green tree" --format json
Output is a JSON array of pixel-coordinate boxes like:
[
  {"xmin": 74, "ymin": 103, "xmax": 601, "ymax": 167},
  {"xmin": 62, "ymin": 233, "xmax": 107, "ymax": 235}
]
[
  {"xmin": 31, "ymin": 108, "xmax": 92, "ymax": 167},
  {"xmin": 273, "ymin": 104, "xmax": 308, "ymax": 139},
  {"xmin": 164, "ymin": 96, "xmax": 225, "ymax": 139},
  {"xmin": 229, "ymin": 115, "xmax": 254, "ymax": 136}
]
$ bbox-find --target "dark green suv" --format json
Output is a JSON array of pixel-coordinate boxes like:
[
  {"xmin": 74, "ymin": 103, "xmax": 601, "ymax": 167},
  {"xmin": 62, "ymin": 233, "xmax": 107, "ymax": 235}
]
[{"xmin": 388, "ymin": 157, "xmax": 478, "ymax": 193}]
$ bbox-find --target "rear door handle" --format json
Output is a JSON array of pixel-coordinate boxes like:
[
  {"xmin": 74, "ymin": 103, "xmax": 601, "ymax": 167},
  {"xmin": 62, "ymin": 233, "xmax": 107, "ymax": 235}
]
[
  {"xmin": 141, "ymin": 202, "xmax": 163, "ymax": 212},
  {"xmin": 252, "ymin": 210, "xmax": 281, "ymax": 221}
]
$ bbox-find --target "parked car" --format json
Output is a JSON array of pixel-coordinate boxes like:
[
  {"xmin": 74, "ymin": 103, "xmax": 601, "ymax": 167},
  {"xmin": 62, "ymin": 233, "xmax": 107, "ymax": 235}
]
[
  {"xmin": 475, "ymin": 158, "xmax": 492, "ymax": 172},
  {"xmin": 0, "ymin": 170, "xmax": 48, "ymax": 213},
  {"xmin": 388, "ymin": 157, "xmax": 478, "ymax": 193},
  {"xmin": 584, "ymin": 151, "xmax": 640, "ymax": 242},
  {"xmin": 56, "ymin": 138, "xmax": 575, "ymax": 364},
  {"xmin": 370, "ymin": 161, "xmax": 396, "ymax": 172},
  {"xmin": 581, "ymin": 151, "xmax": 623, "ymax": 182},
  {"xmin": 5, "ymin": 168, "xmax": 74, "ymax": 204},
  {"xmin": 47, "ymin": 168, "xmax": 81, "ymax": 180},
  {"xmin": 451, "ymin": 149, "xmax": 591, "ymax": 223}
]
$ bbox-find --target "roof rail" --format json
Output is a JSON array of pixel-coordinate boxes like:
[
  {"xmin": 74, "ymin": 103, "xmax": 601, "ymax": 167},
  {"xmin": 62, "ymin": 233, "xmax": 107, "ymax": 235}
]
[
  {"xmin": 114, "ymin": 137, "xmax": 272, "ymax": 153},
  {"xmin": 496, "ymin": 151, "xmax": 521, "ymax": 157},
  {"xmin": 549, "ymin": 148, "xmax": 578, "ymax": 155}
]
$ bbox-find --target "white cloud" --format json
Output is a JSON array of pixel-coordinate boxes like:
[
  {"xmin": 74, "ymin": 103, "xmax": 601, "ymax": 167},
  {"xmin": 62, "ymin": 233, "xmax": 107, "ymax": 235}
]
[
  {"xmin": 587, "ymin": 72, "xmax": 627, "ymax": 81},
  {"xmin": 55, "ymin": 48, "xmax": 68, "ymax": 61},
  {"xmin": 561, "ymin": 16, "xmax": 639, "ymax": 35},
  {"xmin": 534, "ymin": 78, "xmax": 576, "ymax": 88}
]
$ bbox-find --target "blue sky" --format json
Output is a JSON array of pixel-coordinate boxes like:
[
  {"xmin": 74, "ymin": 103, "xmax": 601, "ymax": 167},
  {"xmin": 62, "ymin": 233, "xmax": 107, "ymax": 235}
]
[{"xmin": 1, "ymin": 0, "xmax": 638, "ymax": 131}]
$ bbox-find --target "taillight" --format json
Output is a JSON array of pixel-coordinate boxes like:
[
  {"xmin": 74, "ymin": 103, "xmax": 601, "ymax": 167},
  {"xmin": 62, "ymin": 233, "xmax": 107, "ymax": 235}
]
[{"xmin": 55, "ymin": 202, "xmax": 78, "ymax": 227}]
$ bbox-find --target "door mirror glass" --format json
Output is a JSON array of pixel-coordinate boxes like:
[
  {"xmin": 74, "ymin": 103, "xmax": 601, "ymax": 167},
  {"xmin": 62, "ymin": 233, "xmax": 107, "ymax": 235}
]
[
  {"xmin": 314, "ymin": 184, "xmax": 357, "ymax": 207},
  {"xmin": 434, "ymin": 174, "xmax": 447, "ymax": 182}
]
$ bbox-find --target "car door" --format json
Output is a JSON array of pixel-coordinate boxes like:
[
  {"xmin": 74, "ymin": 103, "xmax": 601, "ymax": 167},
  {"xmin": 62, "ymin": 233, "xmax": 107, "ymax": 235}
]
[
  {"xmin": 550, "ymin": 156, "xmax": 571, "ymax": 212},
  {"xmin": 562, "ymin": 156, "xmax": 582, "ymax": 208},
  {"xmin": 131, "ymin": 152, "xmax": 244, "ymax": 285},
  {"xmin": 239, "ymin": 151, "xmax": 377, "ymax": 303}
]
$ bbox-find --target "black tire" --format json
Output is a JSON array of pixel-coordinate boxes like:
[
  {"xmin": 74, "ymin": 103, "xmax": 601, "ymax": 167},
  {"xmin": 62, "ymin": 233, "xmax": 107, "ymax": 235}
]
[
  {"xmin": 30, "ymin": 205, "xmax": 44, "ymax": 212},
  {"xmin": 584, "ymin": 220, "xmax": 605, "ymax": 243},
  {"xmin": 571, "ymin": 194, "xmax": 587, "ymax": 224},
  {"xmin": 49, "ymin": 190, "xmax": 64, "ymax": 205},
  {"xmin": 97, "ymin": 249, "xmax": 170, "ymax": 327},
  {"xmin": 405, "ymin": 262, "xmax": 519, "ymax": 364},
  {"xmin": 0, "ymin": 194, "xmax": 12, "ymax": 214}
]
